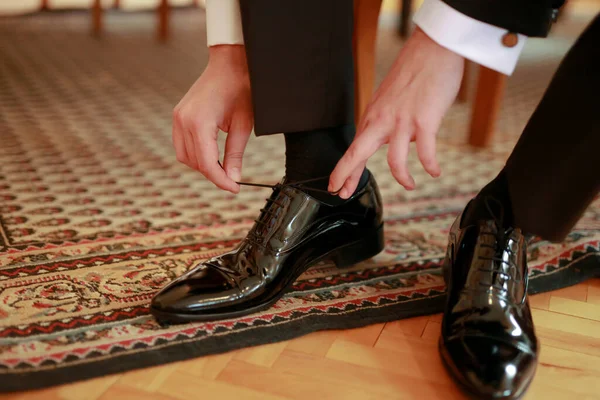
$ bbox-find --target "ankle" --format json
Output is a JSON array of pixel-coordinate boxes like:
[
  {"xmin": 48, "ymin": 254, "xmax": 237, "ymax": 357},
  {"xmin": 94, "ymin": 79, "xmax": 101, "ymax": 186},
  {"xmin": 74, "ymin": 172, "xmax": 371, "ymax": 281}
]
[
  {"xmin": 284, "ymin": 124, "xmax": 360, "ymax": 200},
  {"xmin": 462, "ymin": 171, "xmax": 515, "ymax": 228}
]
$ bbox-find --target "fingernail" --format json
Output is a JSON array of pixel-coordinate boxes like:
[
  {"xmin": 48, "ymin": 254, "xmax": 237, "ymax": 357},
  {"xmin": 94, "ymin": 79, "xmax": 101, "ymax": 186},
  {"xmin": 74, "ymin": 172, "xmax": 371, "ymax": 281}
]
[
  {"xmin": 340, "ymin": 189, "xmax": 349, "ymax": 199},
  {"xmin": 229, "ymin": 168, "xmax": 241, "ymax": 182}
]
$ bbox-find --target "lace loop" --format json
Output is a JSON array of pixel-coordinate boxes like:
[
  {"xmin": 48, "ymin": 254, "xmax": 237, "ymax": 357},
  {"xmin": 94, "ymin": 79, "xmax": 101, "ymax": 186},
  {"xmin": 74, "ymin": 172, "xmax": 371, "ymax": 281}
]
[
  {"xmin": 217, "ymin": 161, "xmax": 341, "ymax": 195},
  {"xmin": 216, "ymin": 161, "xmax": 341, "ymax": 243},
  {"xmin": 477, "ymin": 196, "xmax": 522, "ymax": 294}
]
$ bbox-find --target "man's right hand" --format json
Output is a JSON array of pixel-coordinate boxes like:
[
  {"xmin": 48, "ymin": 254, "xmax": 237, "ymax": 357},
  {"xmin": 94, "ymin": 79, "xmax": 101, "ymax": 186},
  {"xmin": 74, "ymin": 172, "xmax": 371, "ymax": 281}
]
[{"xmin": 172, "ymin": 45, "xmax": 253, "ymax": 193}]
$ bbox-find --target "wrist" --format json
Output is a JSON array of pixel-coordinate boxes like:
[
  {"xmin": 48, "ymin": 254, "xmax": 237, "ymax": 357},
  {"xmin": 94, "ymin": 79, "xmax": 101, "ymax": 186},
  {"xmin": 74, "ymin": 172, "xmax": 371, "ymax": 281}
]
[
  {"xmin": 208, "ymin": 45, "xmax": 248, "ymax": 73},
  {"xmin": 412, "ymin": 27, "xmax": 464, "ymax": 61}
]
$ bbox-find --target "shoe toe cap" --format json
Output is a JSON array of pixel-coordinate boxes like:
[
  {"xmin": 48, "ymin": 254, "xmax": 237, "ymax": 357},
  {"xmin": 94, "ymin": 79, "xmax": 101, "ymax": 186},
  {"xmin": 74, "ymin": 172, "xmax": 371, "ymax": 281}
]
[
  {"xmin": 151, "ymin": 264, "xmax": 235, "ymax": 314},
  {"xmin": 443, "ymin": 336, "xmax": 536, "ymax": 399}
]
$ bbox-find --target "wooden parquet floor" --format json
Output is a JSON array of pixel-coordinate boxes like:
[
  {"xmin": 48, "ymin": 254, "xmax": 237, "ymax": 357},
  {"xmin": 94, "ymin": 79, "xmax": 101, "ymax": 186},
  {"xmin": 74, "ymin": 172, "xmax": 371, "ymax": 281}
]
[{"xmin": 2, "ymin": 279, "xmax": 600, "ymax": 400}]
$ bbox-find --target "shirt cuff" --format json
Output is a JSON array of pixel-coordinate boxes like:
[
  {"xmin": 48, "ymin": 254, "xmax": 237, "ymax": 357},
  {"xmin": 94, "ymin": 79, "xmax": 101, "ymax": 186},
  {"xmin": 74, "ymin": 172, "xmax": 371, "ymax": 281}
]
[
  {"xmin": 206, "ymin": 0, "xmax": 244, "ymax": 46},
  {"xmin": 413, "ymin": 0, "xmax": 527, "ymax": 75}
]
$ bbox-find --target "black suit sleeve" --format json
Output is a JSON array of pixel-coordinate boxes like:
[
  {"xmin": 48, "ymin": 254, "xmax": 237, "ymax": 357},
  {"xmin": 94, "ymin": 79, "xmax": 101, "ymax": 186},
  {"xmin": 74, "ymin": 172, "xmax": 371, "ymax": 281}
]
[{"xmin": 441, "ymin": 0, "xmax": 565, "ymax": 37}]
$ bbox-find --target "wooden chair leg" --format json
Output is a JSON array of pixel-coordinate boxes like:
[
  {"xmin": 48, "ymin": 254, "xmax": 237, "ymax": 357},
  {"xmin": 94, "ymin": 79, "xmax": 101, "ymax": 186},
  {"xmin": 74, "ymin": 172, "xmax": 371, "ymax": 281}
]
[
  {"xmin": 556, "ymin": 0, "xmax": 570, "ymax": 20},
  {"xmin": 457, "ymin": 59, "xmax": 471, "ymax": 103},
  {"xmin": 157, "ymin": 0, "xmax": 170, "ymax": 42},
  {"xmin": 399, "ymin": 0, "xmax": 413, "ymax": 39},
  {"xmin": 468, "ymin": 66, "xmax": 506, "ymax": 147},
  {"xmin": 92, "ymin": 0, "xmax": 103, "ymax": 36},
  {"xmin": 353, "ymin": 0, "xmax": 383, "ymax": 125},
  {"xmin": 40, "ymin": 0, "xmax": 49, "ymax": 10}
]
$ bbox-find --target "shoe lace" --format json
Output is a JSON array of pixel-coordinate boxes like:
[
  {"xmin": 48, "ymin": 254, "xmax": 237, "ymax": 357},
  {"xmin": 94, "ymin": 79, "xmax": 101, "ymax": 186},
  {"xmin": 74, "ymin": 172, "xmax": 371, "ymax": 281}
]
[
  {"xmin": 475, "ymin": 196, "xmax": 522, "ymax": 294},
  {"xmin": 217, "ymin": 161, "xmax": 340, "ymax": 238},
  {"xmin": 243, "ymin": 177, "xmax": 338, "ymax": 230}
]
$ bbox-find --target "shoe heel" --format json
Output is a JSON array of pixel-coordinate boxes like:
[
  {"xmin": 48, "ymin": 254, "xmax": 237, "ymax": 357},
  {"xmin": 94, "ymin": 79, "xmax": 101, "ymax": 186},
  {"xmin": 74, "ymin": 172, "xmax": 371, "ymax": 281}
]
[
  {"xmin": 332, "ymin": 224, "xmax": 384, "ymax": 268},
  {"xmin": 441, "ymin": 243, "xmax": 453, "ymax": 285},
  {"xmin": 441, "ymin": 256, "xmax": 451, "ymax": 285}
]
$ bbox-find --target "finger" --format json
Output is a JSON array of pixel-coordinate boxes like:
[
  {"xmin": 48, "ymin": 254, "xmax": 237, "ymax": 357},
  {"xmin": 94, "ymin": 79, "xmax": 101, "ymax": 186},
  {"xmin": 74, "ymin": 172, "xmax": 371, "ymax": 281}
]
[
  {"xmin": 223, "ymin": 128, "xmax": 250, "ymax": 183},
  {"xmin": 415, "ymin": 127, "xmax": 441, "ymax": 178},
  {"xmin": 387, "ymin": 123, "xmax": 415, "ymax": 190},
  {"xmin": 355, "ymin": 111, "xmax": 370, "ymax": 135},
  {"xmin": 172, "ymin": 109, "xmax": 191, "ymax": 166},
  {"xmin": 338, "ymin": 162, "xmax": 366, "ymax": 199},
  {"xmin": 172, "ymin": 128, "xmax": 189, "ymax": 165},
  {"xmin": 183, "ymin": 129, "xmax": 198, "ymax": 170},
  {"xmin": 191, "ymin": 125, "xmax": 240, "ymax": 193},
  {"xmin": 329, "ymin": 122, "xmax": 385, "ymax": 194}
]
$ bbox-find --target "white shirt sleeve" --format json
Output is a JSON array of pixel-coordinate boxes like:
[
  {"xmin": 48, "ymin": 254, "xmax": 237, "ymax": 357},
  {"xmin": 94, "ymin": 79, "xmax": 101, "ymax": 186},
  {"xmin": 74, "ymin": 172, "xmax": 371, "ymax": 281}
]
[
  {"xmin": 205, "ymin": 0, "xmax": 244, "ymax": 46},
  {"xmin": 413, "ymin": 0, "xmax": 527, "ymax": 75}
]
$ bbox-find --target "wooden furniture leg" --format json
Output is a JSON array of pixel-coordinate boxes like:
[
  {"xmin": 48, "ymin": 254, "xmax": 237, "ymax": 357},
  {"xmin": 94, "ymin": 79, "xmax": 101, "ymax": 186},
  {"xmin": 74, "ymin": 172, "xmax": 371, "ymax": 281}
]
[
  {"xmin": 399, "ymin": 0, "xmax": 413, "ymax": 39},
  {"xmin": 92, "ymin": 0, "xmax": 103, "ymax": 36},
  {"xmin": 40, "ymin": 0, "xmax": 49, "ymax": 10},
  {"xmin": 353, "ymin": 0, "xmax": 383, "ymax": 125},
  {"xmin": 468, "ymin": 66, "xmax": 506, "ymax": 147},
  {"xmin": 556, "ymin": 0, "xmax": 570, "ymax": 20},
  {"xmin": 457, "ymin": 59, "xmax": 471, "ymax": 103},
  {"xmin": 157, "ymin": 0, "xmax": 170, "ymax": 42}
]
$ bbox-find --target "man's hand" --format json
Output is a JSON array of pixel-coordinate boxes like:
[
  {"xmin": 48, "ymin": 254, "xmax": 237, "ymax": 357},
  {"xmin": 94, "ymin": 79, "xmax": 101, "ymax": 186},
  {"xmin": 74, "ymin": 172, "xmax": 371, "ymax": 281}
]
[
  {"xmin": 329, "ymin": 28, "xmax": 464, "ymax": 198},
  {"xmin": 172, "ymin": 45, "xmax": 253, "ymax": 193}
]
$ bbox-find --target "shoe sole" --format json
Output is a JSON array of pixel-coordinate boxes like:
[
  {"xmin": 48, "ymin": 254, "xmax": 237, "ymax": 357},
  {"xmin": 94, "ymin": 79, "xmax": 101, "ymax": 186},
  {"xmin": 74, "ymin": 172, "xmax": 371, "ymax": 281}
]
[{"xmin": 151, "ymin": 223, "xmax": 385, "ymax": 324}]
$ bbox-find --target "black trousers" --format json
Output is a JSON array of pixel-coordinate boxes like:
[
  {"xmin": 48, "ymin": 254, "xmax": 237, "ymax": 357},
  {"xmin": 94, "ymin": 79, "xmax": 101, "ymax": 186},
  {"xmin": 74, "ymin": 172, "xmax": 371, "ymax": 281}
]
[
  {"xmin": 239, "ymin": 0, "xmax": 355, "ymax": 134},
  {"xmin": 239, "ymin": 1, "xmax": 600, "ymax": 242},
  {"xmin": 504, "ymin": 14, "xmax": 600, "ymax": 241}
]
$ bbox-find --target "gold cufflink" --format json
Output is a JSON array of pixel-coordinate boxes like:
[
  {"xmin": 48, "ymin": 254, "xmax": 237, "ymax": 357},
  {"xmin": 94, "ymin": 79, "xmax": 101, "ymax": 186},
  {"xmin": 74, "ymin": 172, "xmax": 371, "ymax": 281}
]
[{"xmin": 502, "ymin": 32, "xmax": 519, "ymax": 48}]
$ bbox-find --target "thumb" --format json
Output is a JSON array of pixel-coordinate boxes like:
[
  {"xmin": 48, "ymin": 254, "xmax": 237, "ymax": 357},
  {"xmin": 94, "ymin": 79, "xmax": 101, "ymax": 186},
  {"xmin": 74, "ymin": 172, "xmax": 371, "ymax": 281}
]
[{"xmin": 223, "ymin": 128, "xmax": 251, "ymax": 182}]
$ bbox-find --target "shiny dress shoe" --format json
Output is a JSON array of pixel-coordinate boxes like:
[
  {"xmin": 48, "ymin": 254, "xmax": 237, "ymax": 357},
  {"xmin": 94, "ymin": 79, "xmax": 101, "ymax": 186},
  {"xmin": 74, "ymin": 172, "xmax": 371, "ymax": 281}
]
[
  {"xmin": 439, "ymin": 197, "xmax": 538, "ymax": 400},
  {"xmin": 151, "ymin": 172, "xmax": 384, "ymax": 323}
]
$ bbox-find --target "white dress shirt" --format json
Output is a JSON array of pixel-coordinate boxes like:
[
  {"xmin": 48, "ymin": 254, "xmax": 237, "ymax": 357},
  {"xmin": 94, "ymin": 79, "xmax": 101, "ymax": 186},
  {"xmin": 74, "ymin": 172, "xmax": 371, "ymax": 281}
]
[
  {"xmin": 205, "ymin": 0, "xmax": 244, "ymax": 47},
  {"xmin": 204, "ymin": 0, "xmax": 527, "ymax": 75}
]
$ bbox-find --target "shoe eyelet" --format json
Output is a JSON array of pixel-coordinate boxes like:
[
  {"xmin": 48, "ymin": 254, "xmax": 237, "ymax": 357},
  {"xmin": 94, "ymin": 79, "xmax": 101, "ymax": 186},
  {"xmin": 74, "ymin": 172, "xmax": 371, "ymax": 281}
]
[{"xmin": 246, "ymin": 267, "xmax": 253, "ymax": 275}]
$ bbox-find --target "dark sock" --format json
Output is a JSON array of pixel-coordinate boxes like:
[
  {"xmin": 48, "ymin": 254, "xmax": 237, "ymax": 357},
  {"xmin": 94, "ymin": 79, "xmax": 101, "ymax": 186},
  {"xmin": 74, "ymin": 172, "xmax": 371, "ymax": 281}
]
[
  {"xmin": 461, "ymin": 170, "xmax": 516, "ymax": 229},
  {"xmin": 284, "ymin": 124, "xmax": 369, "ymax": 203}
]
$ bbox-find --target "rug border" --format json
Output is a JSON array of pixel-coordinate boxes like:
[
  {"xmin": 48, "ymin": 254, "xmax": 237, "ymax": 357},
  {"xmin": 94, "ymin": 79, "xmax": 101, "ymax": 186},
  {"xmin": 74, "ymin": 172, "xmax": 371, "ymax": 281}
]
[
  {"xmin": 0, "ymin": 295, "xmax": 447, "ymax": 393},
  {"xmin": 1, "ymin": 253, "xmax": 598, "ymax": 393}
]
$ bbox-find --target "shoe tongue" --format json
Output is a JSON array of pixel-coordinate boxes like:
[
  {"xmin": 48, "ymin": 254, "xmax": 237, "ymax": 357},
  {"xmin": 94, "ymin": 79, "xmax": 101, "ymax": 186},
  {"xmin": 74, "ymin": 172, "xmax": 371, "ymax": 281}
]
[
  {"xmin": 278, "ymin": 177, "xmax": 305, "ymax": 196},
  {"xmin": 480, "ymin": 220, "xmax": 520, "ymax": 245},
  {"xmin": 469, "ymin": 221, "xmax": 525, "ymax": 301},
  {"xmin": 250, "ymin": 184, "xmax": 292, "ymax": 240},
  {"xmin": 478, "ymin": 221, "xmax": 509, "ymax": 262},
  {"xmin": 482, "ymin": 219, "xmax": 499, "ymax": 232},
  {"xmin": 480, "ymin": 219, "xmax": 517, "ymax": 238}
]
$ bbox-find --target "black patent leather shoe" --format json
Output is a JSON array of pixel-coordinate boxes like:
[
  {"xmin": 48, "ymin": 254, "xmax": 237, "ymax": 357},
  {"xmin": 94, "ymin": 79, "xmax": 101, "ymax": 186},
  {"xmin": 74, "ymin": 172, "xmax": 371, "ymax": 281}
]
[
  {"xmin": 151, "ymin": 172, "xmax": 384, "ymax": 323},
  {"xmin": 440, "ymin": 197, "xmax": 537, "ymax": 400}
]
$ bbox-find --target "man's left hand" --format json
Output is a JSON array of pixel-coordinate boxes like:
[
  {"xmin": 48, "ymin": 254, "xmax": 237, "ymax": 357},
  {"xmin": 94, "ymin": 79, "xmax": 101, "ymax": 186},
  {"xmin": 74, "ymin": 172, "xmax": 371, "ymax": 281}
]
[{"xmin": 329, "ymin": 27, "xmax": 464, "ymax": 198}]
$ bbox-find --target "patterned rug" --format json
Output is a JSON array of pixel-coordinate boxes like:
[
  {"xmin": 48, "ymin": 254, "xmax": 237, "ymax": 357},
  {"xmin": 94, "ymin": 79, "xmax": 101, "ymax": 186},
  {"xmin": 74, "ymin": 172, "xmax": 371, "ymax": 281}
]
[{"xmin": 0, "ymin": 10, "xmax": 598, "ymax": 392}]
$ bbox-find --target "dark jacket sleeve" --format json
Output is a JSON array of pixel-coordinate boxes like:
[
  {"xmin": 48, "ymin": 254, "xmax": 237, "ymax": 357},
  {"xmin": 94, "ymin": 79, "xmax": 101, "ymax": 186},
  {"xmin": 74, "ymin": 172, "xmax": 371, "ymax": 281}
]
[{"xmin": 441, "ymin": 0, "xmax": 565, "ymax": 37}]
